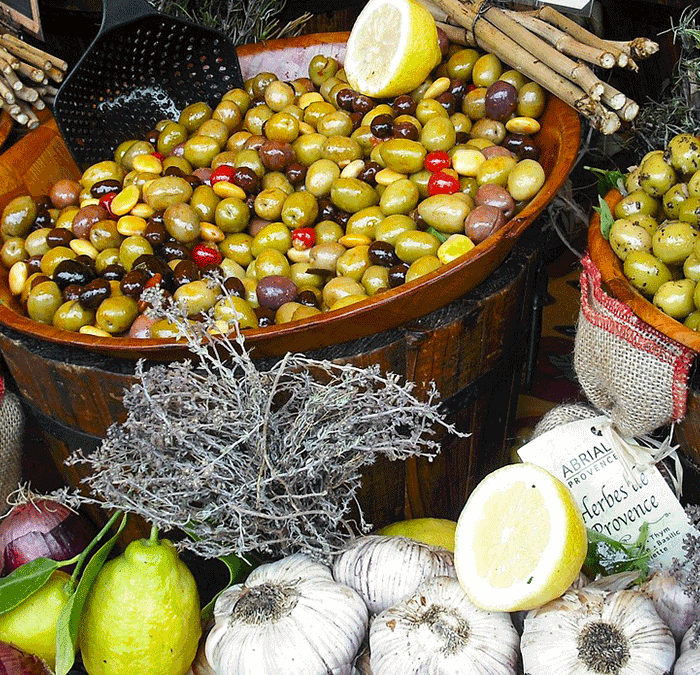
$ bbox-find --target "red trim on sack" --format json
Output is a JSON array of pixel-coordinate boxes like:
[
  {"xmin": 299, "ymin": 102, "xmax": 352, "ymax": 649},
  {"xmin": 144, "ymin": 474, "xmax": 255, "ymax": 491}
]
[
  {"xmin": 0, "ymin": 376, "xmax": 4, "ymax": 404},
  {"xmin": 580, "ymin": 252, "xmax": 694, "ymax": 421}
]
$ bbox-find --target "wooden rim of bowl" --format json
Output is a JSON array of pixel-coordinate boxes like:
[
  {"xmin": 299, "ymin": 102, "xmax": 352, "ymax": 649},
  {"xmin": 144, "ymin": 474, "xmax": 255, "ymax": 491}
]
[
  {"xmin": 588, "ymin": 189, "xmax": 700, "ymax": 353},
  {"xmin": 0, "ymin": 33, "xmax": 581, "ymax": 360}
]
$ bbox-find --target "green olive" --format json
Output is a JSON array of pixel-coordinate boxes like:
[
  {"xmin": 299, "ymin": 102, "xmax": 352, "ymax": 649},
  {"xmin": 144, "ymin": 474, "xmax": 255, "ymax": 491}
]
[
  {"xmin": 507, "ymin": 159, "xmax": 545, "ymax": 201},
  {"xmin": 157, "ymin": 121, "xmax": 188, "ymax": 157},
  {"xmin": 379, "ymin": 178, "xmax": 420, "ymax": 216},
  {"xmin": 251, "ymin": 222, "xmax": 292, "ymax": 257},
  {"xmin": 420, "ymin": 117, "xmax": 457, "ymax": 153},
  {"xmin": 609, "ymin": 219, "xmax": 652, "ymax": 260},
  {"xmin": 415, "ymin": 99, "xmax": 449, "ymax": 126},
  {"xmin": 53, "ymin": 300, "xmax": 95, "ymax": 332},
  {"xmin": 220, "ymin": 232, "xmax": 253, "ymax": 267},
  {"xmin": 254, "ymin": 188, "xmax": 287, "ymax": 222},
  {"xmin": 684, "ymin": 310, "xmax": 700, "ymax": 331},
  {"xmin": 142, "ymin": 176, "xmax": 193, "ymax": 211},
  {"xmin": 409, "ymin": 169, "xmax": 432, "ymax": 199},
  {"xmin": 664, "ymin": 133, "xmax": 700, "ymax": 175},
  {"xmin": 281, "ymin": 191, "xmax": 319, "ymax": 229},
  {"xmin": 315, "ymin": 220, "xmax": 344, "ymax": 243},
  {"xmin": 113, "ymin": 141, "xmax": 137, "ymax": 166},
  {"xmin": 178, "ymin": 101, "xmax": 213, "ymax": 132},
  {"xmin": 462, "ymin": 87, "xmax": 487, "ymax": 121},
  {"xmin": 40, "ymin": 245, "xmax": 76, "ymax": 277},
  {"xmin": 679, "ymin": 197, "xmax": 700, "ymax": 227},
  {"xmin": 150, "ymin": 318, "xmax": 181, "ymax": 338},
  {"xmin": 394, "ymin": 230, "xmax": 441, "ymax": 263},
  {"xmin": 163, "ymin": 203, "xmax": 201, "ymax": 243},
  {"xmin": 351, "ymin": 126, "xmax": 376, "ymax": 157},
  {"xmin": 290, "ymin": 261, "xmax": 324, "ymax": 288},
  {"xmin": 80, "ymin": 161, "xmax": 126, "ymax": 190},
  {"xmin": 330, "ymin": 178, "xmax": 379, "ymax": 214},
  {"xmin": 613, "ymin": 189, "xmax": 660, "ymax": 220},
  {"xmin": 627, "ymin": 213, "xmax": 659, "ymax": 236},
  {"xmin": 499, "ymin": 69, "xmax": 529, "ymax": 92},
  {"xmin": 516, "ymin": 82, "xmax": 546, "ymax": 119},
  {"xmin": 24, "ymin": 228, "xmax": 51, "ymax": 257},
  {"xmin": 470, "ymin": 118, "xmax": 506, "ymax": 145},
  {"xmin": 336, "ymin": 245, "xmax": 371, "ymax": 281},
  {"xmin": 322, "ymin": 276, "xmax": 364, "ymax": 308},
  {"xmin": 223, "ymin": 88, "xmax": 251, "ymax": 114},
  {"xmin": 213, "ymin": 100, "xmax": 243, "ymax": 132},
  {"xmin": 243, "ymin": 105, "xmax": 273, "ymax": 136},
  {"xmin": 190, "ymin": 185, "xmax": 221, "ymax": 223},
  {"xmin": 215, "ymin": 197, "xmax": 250, "ymax": 233},
  {"xmin": 446, "ymin": 48, "xmax": 480, "ymax": 81},
  {"xmin": 254, "ymin": 247, "xmax": 291, "ymax": 279},
  {"xmin": 2, "ymin": 196, "xmax": 37, "ymax": 238},
  {"xmin": 375, "ymin": 214, "xmax": 417, "ymax": 244},
  {"xmin": 316, "ymin": 110, "xmax": 354, "ymax": 137},
  {"xmin": 119, "ymin": 235, "xmax": 153, "ymax": 272},
  {"xmin": 262, "ymin": 172, "xmax": 294, "ymax": 196},
  {"xmin": 472, "ymin": 53, "xmax": 503, "ymax": 88},
  {"xmin": 309, "ymin": 55, "xmax": 340, "ymax": 88},
  {"xmin": 652, "ymin": 220, "xmax": 699, "ymax": 265},
  {"xmin": 1, "ymin": 237, "xmax": 26, "ymax": 267},
  {"xmin": 415, "ymin": 194, "xmax": 469, "ymax": 234},
  {"xmin": 653, "ymin": 278, "xmax": 695, "ymax": 319},
  {"xmin": 662, "ymin": 182, "xmax": 690, "ymax": 219},
  {"xmin": 213, "ymin": 296, "xmax": 258, "ymax": 329},
  {"xmin": 684, "ymin": 252, "xmax": 700, "ymax": 282},
  {"xmin": 90, "ymin": 219, "xmax": 123, "ymax": 251},
  {"xmin": 264, "ymin": 80, "xmax": 296, "ymax": 112},
  {"xmin": 293, "ymin": 133, "xmax": 327, "ymax": 167},
  {"xmin": 406, "ymin": 254, "xmax": 442, "ymax": 282},
  {"xmin": 234, "ymin": 148, "xmax": 266, "ymax": 178},
  {"xmin": 321, "ymin": 136, "xmax": 362, "ymax": 168},
  {"xmin": 27, "ymin": 279, "xmax": 63, "ymax": 324},
  {"xmin": 623, "ymin": 250, "xmax": 673, "ymax": 296},
  {"xmin": 638, "ymin": 153, "xmax": 678, "ymax": 198},
  {"xmin": 183, "ymin": 135, "xmax": 221, "ymax": 169},
  {"xmin": 689, "ymin": 169, "xmax": 700, "ymax": 198},
  {"xmin": 173, "ymin": 279, "xmax": 219, "ymax": 316},
  {"xmin": 305, "ymin": 159, "xmax": 341, "ymax": 198},
  {"xmin": 361, "ymin": 265, "xmax": 390, "ymax": 296},
  {"xmin": 379, "ymin": 139, "xmax": 427, "ymax": 175},
  {"xmin": 198, "ymin": 119, "xmax": 230, "ymax": 147},
  {"xmin": 95, "ymin": 247, "xmax": 120, "ymax": 273},
  {"xmin": 265, "ymin": 112, "xmax": 300, "ymax": 144},
  {"xmin": 477, "ymin": 155, "xmax": 517, "ymax": 187},
  {"xmin": 162, "ymin": 156, "xmax": 193, "ymax": 175}
]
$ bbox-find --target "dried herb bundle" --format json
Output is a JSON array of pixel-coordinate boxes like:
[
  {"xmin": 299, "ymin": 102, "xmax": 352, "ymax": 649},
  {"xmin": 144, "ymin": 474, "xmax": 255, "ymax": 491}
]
[
  {"xmin": 69, "ymin": 290, "xmax": 461, "ymax": 560},
  {"xmin": 630, "ymin": 6, "xmax": 700, "ymax": 155}
]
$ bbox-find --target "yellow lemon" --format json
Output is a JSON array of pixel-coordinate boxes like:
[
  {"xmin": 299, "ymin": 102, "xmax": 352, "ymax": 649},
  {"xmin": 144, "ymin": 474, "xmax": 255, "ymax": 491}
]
[
  {"xmin": 454, "ymin": 462, "xmax": 587, "ymax": 612},
  {"xmin": 0, "ymin": 570, "xmax": 71, "ymax": 669},
  {"xmin": 376, "ymin": 517, "xmax": 457, "ymax": 551},
  {"xmin": 344, "ymin": 0, "xmax": 442, "ymax": 99}
]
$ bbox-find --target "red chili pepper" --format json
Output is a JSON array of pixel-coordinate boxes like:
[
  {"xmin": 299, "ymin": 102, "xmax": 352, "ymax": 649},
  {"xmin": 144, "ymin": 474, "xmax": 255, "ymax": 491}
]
[
  {"xmin": 424, "ymin": 150, "xmax": 452, "ymax": 173},
  {"xmin": 191, "ymin": 242, "xmax": 223, "ymax": 268},
  {"xmin": 98, "ymin": 191, "xmax": 117, "ymax": 219},
  {"xmin": 291, "ymin": 227, "xmax": 316, "ymax": 251},
  {"xmin": 428, "ymin": 171, "xmax": 460, "ymax": 196},
  {"xmin": 152, "ymin": 151, "xmax": 165, "ymax": 162},
  {"xmin": 210, "ymin": 165, "xmax": 237, "ymax": 185}
]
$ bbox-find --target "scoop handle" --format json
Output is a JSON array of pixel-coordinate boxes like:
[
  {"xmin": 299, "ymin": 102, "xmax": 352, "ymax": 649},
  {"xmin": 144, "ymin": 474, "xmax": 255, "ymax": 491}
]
[{"xmin": 100, "ymin": 0, "xmax": 159, "ymax": 34}]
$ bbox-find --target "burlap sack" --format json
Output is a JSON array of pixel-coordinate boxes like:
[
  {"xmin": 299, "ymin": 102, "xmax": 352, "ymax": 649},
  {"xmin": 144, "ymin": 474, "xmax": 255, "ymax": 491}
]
[
  {"xmin": 574, "ymin": 253, "xmax": 695, "ymax": 438},
  {"xmin": 0, "ymin": 378, "xmax": 24, "ymax": 516}
]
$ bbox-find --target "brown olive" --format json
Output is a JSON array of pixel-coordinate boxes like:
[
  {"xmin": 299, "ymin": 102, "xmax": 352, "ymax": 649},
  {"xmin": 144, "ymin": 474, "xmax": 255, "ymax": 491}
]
[
  {"xmin": 50, "ymin": 179, "xmax": 82, "ymax": 209},
  {"xmin": 256, "ymin": 275, "xmax": 298, "ymax": 310},
  {"xmin": 474, "ymin": 184, "xmax": 515, "ymax": 218},
  {"xmin": 484, "ymin": 81, "xmax": 518, "ymax": 122},
  {"xmin": 464, "ymin": 204, "xmax": 506, "ymax": 242}
]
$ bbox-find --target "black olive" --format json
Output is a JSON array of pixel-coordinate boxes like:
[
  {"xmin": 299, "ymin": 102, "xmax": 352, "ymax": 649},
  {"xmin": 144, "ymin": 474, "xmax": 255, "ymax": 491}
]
[
  {"xmin": 368, "ymin": 241, "xmax": 400, "ymax": 268},
  {"xmin": 79, "ymin": 278, "xmax": 111, "ymax": 309},
  {"xmin": 53, "ymin": 258, "xmax": 94, "ymax": 288}
]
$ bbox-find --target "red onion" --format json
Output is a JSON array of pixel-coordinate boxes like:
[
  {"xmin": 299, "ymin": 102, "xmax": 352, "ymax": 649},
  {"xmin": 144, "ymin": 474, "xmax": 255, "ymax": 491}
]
[
  {"xmin": 0, "ymin": 642, "xmax": 52, "ymax": 675},
  {"xmin": 0, "ymin": 498, "xmax": 97, "ymax": 576}
]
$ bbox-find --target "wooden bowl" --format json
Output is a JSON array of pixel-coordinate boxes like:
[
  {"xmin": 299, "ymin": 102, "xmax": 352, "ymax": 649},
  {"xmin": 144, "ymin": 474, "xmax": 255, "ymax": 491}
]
[
  {"xmin": 0, "ymin": 32, "xmax": 581, "ymax": 360},
  {"xmin": 588, "ymin": 189, "xmax": 700, "ymax": 353}
]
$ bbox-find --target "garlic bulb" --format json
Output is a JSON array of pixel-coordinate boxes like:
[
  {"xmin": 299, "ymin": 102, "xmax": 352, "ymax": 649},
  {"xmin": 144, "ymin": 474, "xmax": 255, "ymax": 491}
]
[
  {"xmin": 642, "ymin": 569, "xmax": 699, "ymax": 643},
  {"xmin": 369, "ymin": 576, "xmax": 519, "ymax": 675},
  {"xmin": 674, "ymin": 621, "xmax": 700, "ymax": 675},
  {"xmin": 521, "ymin": 587, "xmax": 675, "ymax": 675},
  {"xmin": 205, "ymin": 553, "xmax": 368, "ymax": 675},
  {"xmin": 333, "ymin": 535, "xmax": 456, "ymax": 614}
]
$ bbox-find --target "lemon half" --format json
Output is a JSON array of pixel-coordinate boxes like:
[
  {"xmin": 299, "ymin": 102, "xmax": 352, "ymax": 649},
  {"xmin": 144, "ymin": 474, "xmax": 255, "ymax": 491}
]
[
  {"xmin": 454, "ymin": 462, "xmax": 587, "ymax": 612},
  {"xmin": 344, "ymin": 0, "xmax": 442, "ymax": 99}
]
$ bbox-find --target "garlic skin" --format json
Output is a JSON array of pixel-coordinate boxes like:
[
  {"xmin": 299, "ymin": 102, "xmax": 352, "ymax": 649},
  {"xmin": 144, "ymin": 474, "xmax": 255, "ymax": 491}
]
[
  {"xmin": 674, "ymin": 622, "xmax": 700, "ymax": 675},
  {"xmin": 369, "ymin": 576, "xmax": 519, "ymax": 675},
  {"xmin": 642, "ymin": 570, "xmax": 699, "ymax": 644},
  {"xmin": 205, "ymin": 553, "xmax": 368, "ymax": 675},
  {"xmin": 333, "ymin": 535, "xmax": 456, "ymax": 615},
  {"xmin": 521, "ymin": 587, "xmax": 675, "ymax": 675}
]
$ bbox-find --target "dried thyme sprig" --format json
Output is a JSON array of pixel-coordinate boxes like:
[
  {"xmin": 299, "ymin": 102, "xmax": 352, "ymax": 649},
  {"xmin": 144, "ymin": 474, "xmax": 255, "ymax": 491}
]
[{"xmin": 68, "ymin": 286, "xmax": 464, "ymax": 560}]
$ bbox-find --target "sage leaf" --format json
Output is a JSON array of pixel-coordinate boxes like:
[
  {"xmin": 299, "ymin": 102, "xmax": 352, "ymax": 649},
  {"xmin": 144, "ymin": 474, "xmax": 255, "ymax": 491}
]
[
  {"xmin": 586, "ymin": 165, "xmax": 626, "ymax": 197},
  {"xmin": 0, "ymin": 557, "xmax": 59, "ymax": 614},
  {"xmin": 201, "ymin": 552, "xmax": 253, "ymax": 622},
  {"xmin": 54, "ymin": 513, "xmax": 128, "ymax": 675},
  {"xmin": 594, "ymin": 195, "xmax": 615, "ymax": 240}
]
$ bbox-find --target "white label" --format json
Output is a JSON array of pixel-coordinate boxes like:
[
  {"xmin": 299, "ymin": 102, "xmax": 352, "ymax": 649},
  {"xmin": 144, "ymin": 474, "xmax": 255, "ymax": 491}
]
[
  {"xmin": 518, "ymin": 416, "xmax": 694, "ymax": 568},
  {"xmin": 516, "ymin": 0, "xmax": 593, "ymax": 12}
]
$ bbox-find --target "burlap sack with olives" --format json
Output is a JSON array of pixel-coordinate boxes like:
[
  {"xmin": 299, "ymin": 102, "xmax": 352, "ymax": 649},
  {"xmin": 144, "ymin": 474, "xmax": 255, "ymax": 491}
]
[
  {"xmin": 0, "ymin": 47, "xmax": 548, "ymax": 338},
  {"xmin": 608, "ymin": 133, "xmax": 700, "ymax": 327}
]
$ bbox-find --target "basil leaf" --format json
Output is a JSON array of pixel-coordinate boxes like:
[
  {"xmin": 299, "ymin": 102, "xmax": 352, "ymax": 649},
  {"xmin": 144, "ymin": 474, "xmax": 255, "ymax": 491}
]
[
  {"xmin": 593, "ymin": 195, "xmax": 615, "ymax": 240},
  {"xmin": 586, "ymin": 166, "xmax": 626, "ymax": 197},
  {"xmin": 0, "ymin": 557, "xmax": 59, "ymax": 614},
  {"xmin": 201, "ymin": 553, "xmax": 253, "ymax": 622},
  {"xmin": 584, "ymin": 525, "xmax": 650, "ymax": 579},
  {"xmin": 54, "ymin": 514, "xmax": 128, "ymax": 675}
]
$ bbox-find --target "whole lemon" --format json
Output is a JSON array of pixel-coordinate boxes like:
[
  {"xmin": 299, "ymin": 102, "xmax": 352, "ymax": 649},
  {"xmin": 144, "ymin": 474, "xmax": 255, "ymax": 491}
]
[
  {"xmin": 376, "ymin": 518, "xmax": 457, "ymax": 551},
  {"xmin": 0, "ymin": 569, "xmax": 71, "ymax": 669},
  {"xmin": 79, "ymin": 535, "xmax": 201, "ymax": 675}
]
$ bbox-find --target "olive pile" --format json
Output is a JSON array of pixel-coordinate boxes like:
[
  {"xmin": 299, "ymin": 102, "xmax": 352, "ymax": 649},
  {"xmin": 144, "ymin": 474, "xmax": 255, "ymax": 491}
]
[
  {"xmin": 0, "ymin": 45, "xmax": 548, "ymax": 338},
  {"xmin": 608, "ymin": 133, "xmax": 700, "ymax": 328}
]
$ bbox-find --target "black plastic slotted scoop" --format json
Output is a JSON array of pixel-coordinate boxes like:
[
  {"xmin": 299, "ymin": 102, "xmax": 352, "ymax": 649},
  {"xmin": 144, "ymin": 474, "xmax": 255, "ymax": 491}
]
[{"xmin": 53, "ymin": 0, "xmax": 244, "ymax": 169}]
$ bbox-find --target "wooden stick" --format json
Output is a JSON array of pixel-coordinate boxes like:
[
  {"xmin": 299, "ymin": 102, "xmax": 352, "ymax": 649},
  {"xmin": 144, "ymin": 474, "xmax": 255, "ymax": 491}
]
[
  {"xmin": 0, "ymin": 46, "xmax": 19, "ymax": 69},
  {"xmin": 0, "ymin": 34, "xmax": 51, "ymax": 71},
  {"xmin": 607, "ymin": 37, "xmax": 660, "ymax": 60},
  {"xmin": 35, "ymin": 83, "xmax": 58, "ymax": 97},
  {"xmin": 17, "ymin": 60, "xmax": 46, "ymax": 83},
  {"xmin": 0, "ymin": 59, "xmax": 21, "ymax": 90},
  {"xmin": 599, "ymin": 80, "xmax": 627, "ymax": 110},
  {"xmin": 0, "ymin": 75, "xmax": 14, "ymax": 104},
  {"xmin": 46, "ymin": 66, "xmax": 64, "ymax": 83},
  {"xmin": 14, "ymin": 83, "xmax": 38, "ymax": 103},
  {"xmin": 33, "ymin": 97, "xmax": 45, "ymax": 110},
  {"xmin": 436, "ymin": 20, "xmax": 471, "ymax": 47},
  {"xmin": 485, "ymin": 7, "xmax": 605, "ymax": 100},
  {"xmin": 528, "ymin": 6, "xmax": 630, "ymax": 68},
  {"xmin": 0, "ymin": 33, "xmax": 68, "ymax": 71},
  {"xmin": 503, "ymin": 10, "xmax": 616, "ymax": 68},
  {"xmin": 14, "ymin": 100, "xmax": 39, "ymax": 128},
  {"xmin": 619, "ymin": 98, "xmax": 639, "ymax": 122}
]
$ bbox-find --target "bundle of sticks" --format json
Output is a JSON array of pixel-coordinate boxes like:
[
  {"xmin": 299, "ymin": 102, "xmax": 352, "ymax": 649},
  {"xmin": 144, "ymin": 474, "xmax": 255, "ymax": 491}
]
[
  {"xmin": 0, "ymin": 33, "xmax": 67, "ymax": 129},
  {"xmin": 420, "ymin": 0, "xmax": 660, "ymax": 134}
]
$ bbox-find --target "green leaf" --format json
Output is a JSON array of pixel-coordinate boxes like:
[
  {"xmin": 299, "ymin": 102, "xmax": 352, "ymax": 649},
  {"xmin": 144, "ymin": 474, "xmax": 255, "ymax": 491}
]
[
  {"xmin": 0, "ymin": 557, "xmax": 59, "ymax": 614},
  {"xmin": 584, "ymin": 524, "xmax": 651, "ymax": 580},
  {"xmin": 593, "ymin": 195, "xmax": 615, "ymax": 240},
  {"xmin": 54, "ymin": 513, "xmax": 128, "ymax": 675},
  {"xmin": 426, "ymin": 227, "xmax": 448, "ymax": 244},
  {"xmin": 201, "ymin": 552, "xmax": 253, "ymax": 622},
  {"xmin": 586, "ymin": 165, "xmax": 626, "ymax": 197}
]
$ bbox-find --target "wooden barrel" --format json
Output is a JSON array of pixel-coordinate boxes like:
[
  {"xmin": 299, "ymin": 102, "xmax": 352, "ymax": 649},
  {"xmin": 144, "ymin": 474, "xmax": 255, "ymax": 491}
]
[{"xmin": 0, "ymin": 33, "xmax": 579, "ymax": 538}]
